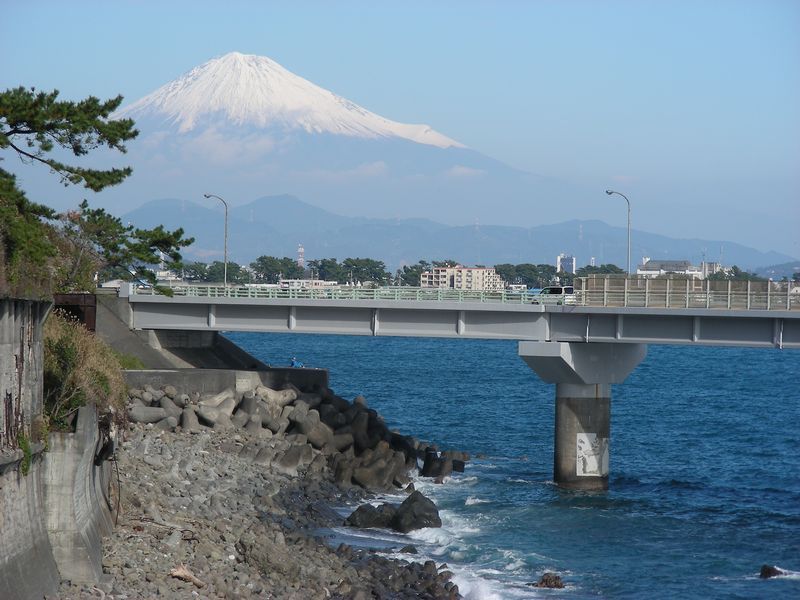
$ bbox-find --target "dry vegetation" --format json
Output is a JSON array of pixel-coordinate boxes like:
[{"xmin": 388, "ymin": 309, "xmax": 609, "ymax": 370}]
[{"xmin": 43, "ymin": 309, "xmax": 128, "ymax": 431}]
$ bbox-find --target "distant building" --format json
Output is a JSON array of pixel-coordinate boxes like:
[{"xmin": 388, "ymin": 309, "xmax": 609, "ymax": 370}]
[
  {"xmin": 557, "ymin": 253, "xmax": 576, "ymax": 274},
  {"xmin": 420, "ymin": 265, "xmax": 505, "ymax": 291},
  {"xmin": 637, "ymin": 257, "xmax": 710, "ymax": 279}
]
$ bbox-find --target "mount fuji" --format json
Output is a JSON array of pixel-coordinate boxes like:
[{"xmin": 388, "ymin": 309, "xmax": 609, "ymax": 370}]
[
  {"xmin": 95, "ymin": 51, "xmax": 581, "ymax": 226},
  {"xmin": 115, "ymin": 52, "xmax": 463, "ymax": 149}
]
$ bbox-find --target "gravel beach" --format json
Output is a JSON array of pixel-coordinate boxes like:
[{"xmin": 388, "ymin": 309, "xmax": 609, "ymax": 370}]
[{"xmin": 53, "ymin": 381, "xmax": 462, "ymax": 599}]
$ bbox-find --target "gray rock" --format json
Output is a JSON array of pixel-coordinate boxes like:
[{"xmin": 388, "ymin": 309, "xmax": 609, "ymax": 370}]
[
  {"xmin": 198, "ymin": 388, "xmax": 235, "ymax": 408},
  {"xmin": 212, "ymin": 414, "xmax": 235, "ymax": 431},
  {"xmin": 159, "ymin": 396, "xmax": 183, "ymax": 419},
  {"xmin": 345, "ymin": 503, "xmax": 396, "ymax": 529},
  {"xmin": 180, "ymin": 407, "xmax": 201, "ymax": 433},
  {"xmin": 153, "ymin": 416, "xmax": 178, "ymax": 432},
  {"xmin": 273, "ymin": 444, "xmax": 313, "ymax": 476},
  {"xmin": 196, "ymin": 405, "xmax": 222, "ymax": 426},
  {"xmin": 391, "ymin": 491, "xmax": 442, "ymax": 533},
  {"xmin": 332, "ymin": 433, "xmax": 354, "ymax": 452},
  {"xmin": 128, "ymin": 406, "xmax": 168, "ymax": 424},
  {"xmin": 162, "ymin": 385, "xmax": 178, "ymax": 399},
  {"xmin": 231, "ymin": 409, "xmax": 250, "ymax": 429},
  {"xmin": 255, "ymin": 385, "xmax": 297, "ymax": 407}
]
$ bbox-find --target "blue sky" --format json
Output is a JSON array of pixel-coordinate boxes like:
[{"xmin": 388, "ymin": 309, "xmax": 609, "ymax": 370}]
[{"xmin": 2, "ymin": 0, "xmax": 799, "ymax": 256}]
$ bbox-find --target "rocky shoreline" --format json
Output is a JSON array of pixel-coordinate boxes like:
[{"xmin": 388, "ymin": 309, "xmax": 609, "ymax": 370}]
[{"xmin": 54, "ymin": 378, "xmax": 465, "ymax": 599}]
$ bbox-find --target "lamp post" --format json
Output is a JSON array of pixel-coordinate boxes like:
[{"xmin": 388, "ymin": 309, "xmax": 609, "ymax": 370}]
[
  {"xmin": 605, "ymin": 190, "xmax": 631, "ymax": 275},
  {"xmin": 203, "ymin": 193, "xmax": 229, "ymax": 287}
]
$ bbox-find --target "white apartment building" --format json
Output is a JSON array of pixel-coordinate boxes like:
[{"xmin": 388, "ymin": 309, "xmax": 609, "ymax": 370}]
[
  {"xmin": 557, "ymin": 253, "xmax": 576, "ymax": 274},
  {"xmin": 420, "ymin": 265, "xmax": 505, "ymax": 291}
]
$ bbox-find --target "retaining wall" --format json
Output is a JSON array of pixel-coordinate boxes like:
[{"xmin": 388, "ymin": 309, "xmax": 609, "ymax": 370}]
[
  {"xmin": 0, "ymin": 299, "xmax": 60, "ymax": 599},
  {"xmin": 43, "ymin": 404, "xmax": 114, "ymax": 585}
]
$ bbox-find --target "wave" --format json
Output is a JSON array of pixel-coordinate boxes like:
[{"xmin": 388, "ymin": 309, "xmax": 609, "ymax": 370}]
[{"xmin": 465, "ymin": 496, "xmax": 491, "ymax": 506}]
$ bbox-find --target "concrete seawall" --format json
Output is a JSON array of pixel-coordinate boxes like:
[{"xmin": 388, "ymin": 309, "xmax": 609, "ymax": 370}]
[
  {"xmin": 0, "ymin": 299, "xmax": 60, "ymax": 599},
  {"xmin": 123, "ymin": 366, "xmax": 329, "ymax": 396},
  {"xmin": 0, "ymin": 300, "xmax": 118, "ymax": 599},
  {"xmin": 43, "ymin": 405, "xmax": 115, "ymax": 585}
]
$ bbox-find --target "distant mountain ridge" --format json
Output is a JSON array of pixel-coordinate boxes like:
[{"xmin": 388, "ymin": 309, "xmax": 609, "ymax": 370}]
[{"xmin": 124, "ymin": 195, "xmax": 795, "ymax": 271}]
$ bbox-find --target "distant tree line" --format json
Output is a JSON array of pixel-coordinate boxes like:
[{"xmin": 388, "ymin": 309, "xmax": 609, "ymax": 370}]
[{"xmin": 177, "ymin": 256, "xmax": 630, "ymax": 287}]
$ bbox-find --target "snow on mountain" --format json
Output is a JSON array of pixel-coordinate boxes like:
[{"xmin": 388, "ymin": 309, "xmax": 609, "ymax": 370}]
[{"xmin": 114, "ymin": 52, "xmax": 463, "ymax": 149}]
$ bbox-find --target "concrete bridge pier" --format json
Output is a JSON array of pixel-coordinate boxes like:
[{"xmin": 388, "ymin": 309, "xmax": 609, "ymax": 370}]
[{"xmin": 519, "ymin": 341, "xmax": 647, "ymax": 491}]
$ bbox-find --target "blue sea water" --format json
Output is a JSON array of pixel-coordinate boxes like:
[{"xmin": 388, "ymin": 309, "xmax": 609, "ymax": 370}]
[{"xmin": 226, "ymin": 332, "xmax": 800, "ymax": 599}]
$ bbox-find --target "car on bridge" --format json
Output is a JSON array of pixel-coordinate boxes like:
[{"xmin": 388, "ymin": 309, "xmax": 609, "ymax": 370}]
[{"xmin": 531, "ymin": 285, "xmax": 576, "ymax": 305}]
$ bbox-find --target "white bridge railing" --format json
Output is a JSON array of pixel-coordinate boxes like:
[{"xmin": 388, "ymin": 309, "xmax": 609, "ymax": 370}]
[{"xmin": 130, "ymin": 280, "xmax": 800, "ymax": 311}]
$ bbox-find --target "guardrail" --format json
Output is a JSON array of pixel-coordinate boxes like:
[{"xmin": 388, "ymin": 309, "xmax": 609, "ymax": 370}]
[
  {"xmin": 574, "ymin": 277, "xmax": 799, "ymax": 311},
  {"xmin": 129, "ymin": 281, "xmax": 800, "ymax": 311},
  {"xmin": 131, "ymin": 285, "xmax": 532, "ymax": 304}
]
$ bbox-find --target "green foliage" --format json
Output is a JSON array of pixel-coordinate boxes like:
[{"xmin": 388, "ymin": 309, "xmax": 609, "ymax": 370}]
[
  {"xmin": 307, "ymin": 257, "xmax": 345, "ymax": 282},
  {"xmin": 306, "ymin": 257, "xmax": 390, "ymax": 284},
  {"xmin": 54, "ymin": 200, "xmax": 193, "ymax": 292},
  {"xmin": 433, "ymin": 259, "xmax": 459, "ymax": 268},
  {"xmin": 0, "ymin": 169, "xmax": 57, "ymax": 296},
  {"xmin": 43, "ymin": 310, "xmax": 127, "ymax": 431},
  {"xmin": 397, "ymin": 260, "xmax": 431, "ymax": 286},
  {"xmin": 0, "ymin": 86, "xmax": 138, "ymax": 296},
  {"xmin": 0, "ymin": 86, "xmax": 137, "ymax": 191},
  {"xmin": 112, "ymin": 350, "xmax": 146, "ymax": 370},
  {"xmin": 206, "ymin": 260, "xmax": 248, "ymax": 285},
  {"xmin": 494, "ymin": 263, "xmax": 557, "ymax": 288},
  {"xmin": 707, "ymin": 265, "xmax": 764, "ymax": 281},
  {"xmin": 575, "ymin": 264, "xmax": 625, "ymax": 277},
  {"xmin": 250, "ymin": 255, "xmax": 304, "ymax": 283},
  {"xmin": 18, "ymin": 432, "xmax": 32, "ymax": 476}
]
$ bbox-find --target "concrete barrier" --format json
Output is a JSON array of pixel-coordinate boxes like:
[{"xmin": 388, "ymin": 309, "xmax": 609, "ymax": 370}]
[
  {"xmin": 123, "ymin": 366, "xmax": 329, "ymax": 395},
  {"xmin": 43, "ymin": 404, "xmax": 115, "ymax": 584}
]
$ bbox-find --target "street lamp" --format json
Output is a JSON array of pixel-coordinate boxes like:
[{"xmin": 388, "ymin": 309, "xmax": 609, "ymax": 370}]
[
  {"xmin": 605, "ymin": 190, "xmax": 631, "ymax": 275},
  {"xmin": 203, "ymin": 193, "xmax": 229, "ymax": 287}
]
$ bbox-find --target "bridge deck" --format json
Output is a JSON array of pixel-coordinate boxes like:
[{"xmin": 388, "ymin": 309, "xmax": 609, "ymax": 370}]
[{"xmin": 124, "ymin": 285, "xmax": 800, "ymax": 349}]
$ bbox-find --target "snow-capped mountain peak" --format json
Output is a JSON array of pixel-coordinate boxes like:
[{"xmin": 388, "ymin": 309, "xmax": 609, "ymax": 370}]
[{"xmin": 115, "ymin": 52, "xmax": 463, "ymax": 149}]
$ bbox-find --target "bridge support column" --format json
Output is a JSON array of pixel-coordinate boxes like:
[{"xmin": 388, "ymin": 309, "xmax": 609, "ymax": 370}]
[{"xmin": 519, "ymin": 341, "xmax": 647, "ymax": 491}]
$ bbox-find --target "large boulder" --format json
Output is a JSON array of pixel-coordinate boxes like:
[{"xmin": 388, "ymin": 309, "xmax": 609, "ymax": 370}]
[
  {"xmin": 759, "ymin": 565, "xmax": 786, "ymax": 579},
  {"xmin": 530, "ymin": 572, "xmax": 564, "ymax": 588},
  {"xmin": 159, "ymin": 396, "xmax": 183, "ymax": 420},
  {"xmin": 345, "ymin": 503, "xmax": 397, "ymax": 529},
  {"xmin": 420, "ymin": 448, "xmax": 453, "ymax": 480},
  {"xmin": 198, "ymin": 388, "xmax": 235, "ymax": 408},
  {"xmin": 256, "ymin": 385, "xmax": 297, "ymax": 408},
  {"xmin": 128, "ymin": 406, "xmax": 167, "ymax": 424},
  {"xmin": 390, "ymin": 491, "xmax": 441, "ymax": 533},
  {"xmin": 180, "ymin": 407, "xmax": 202, "ymax": 433}
]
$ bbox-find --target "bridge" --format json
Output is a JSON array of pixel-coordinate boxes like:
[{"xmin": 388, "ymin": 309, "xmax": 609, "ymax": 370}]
[{"xmin": 119, "ymin": 278, "xmax": 800, "ymax": 490}]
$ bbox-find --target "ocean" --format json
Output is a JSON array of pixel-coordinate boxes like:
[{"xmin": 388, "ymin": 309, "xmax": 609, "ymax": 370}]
[{"xmin": 225, "ymin": 332, "xmax": 800, "ymax": 599}]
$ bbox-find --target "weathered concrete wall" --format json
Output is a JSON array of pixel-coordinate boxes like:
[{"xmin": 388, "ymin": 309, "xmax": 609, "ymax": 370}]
[
  {"xmin": 43, "ymin": 404, "xmax": 114, "ymax": 584},
  {"xmin": 123, "ymin": 366, "xmax": 329, "ymax": 396},
  {"xmin": 0, "ymin": 298, "xmax": 60, "ymax": 599}
]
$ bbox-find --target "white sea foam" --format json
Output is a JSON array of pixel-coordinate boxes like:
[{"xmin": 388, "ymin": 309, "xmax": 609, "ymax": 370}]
[
  {"xmin": 771, "ymin": 567, "xmax": 800, "ymax": 580},
  {"xmin": 465, "ymin": 496, "xmax": 490, "ymax": 506}
]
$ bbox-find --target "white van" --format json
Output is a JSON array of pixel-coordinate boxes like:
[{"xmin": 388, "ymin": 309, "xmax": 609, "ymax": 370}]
[{"xmin": 531, "ymin": 285, "xmax": 576, "ymax": 305}]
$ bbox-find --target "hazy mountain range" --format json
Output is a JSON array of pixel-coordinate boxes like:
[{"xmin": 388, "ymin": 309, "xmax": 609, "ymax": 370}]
[
  {"xmin": 92, "ymin": 52, "xmax": 581, "ymax": 229},
  {"xmin": 124, "ymin": 195, "xmax": 793, "ymax": 271}
]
